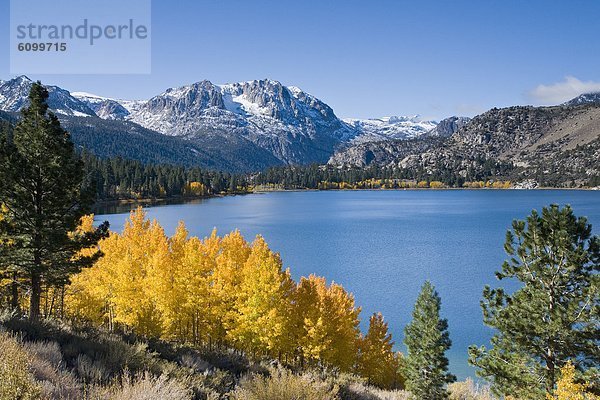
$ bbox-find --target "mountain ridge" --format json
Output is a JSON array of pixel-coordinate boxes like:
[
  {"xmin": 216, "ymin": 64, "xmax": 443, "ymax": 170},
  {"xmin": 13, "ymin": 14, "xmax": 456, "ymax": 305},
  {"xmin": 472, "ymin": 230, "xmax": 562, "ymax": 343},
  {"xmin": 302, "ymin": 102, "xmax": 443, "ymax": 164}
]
[
  {"xmin": 329, "ymin": 103, "xmax": 600, "ymax": 187},
  {"xmin": 0, "ymin": 75, "xmax": 443, "ymax": 169},
  {"xmin": 1, "ymin": 75, "xmax": 598, "ymax": 183}
]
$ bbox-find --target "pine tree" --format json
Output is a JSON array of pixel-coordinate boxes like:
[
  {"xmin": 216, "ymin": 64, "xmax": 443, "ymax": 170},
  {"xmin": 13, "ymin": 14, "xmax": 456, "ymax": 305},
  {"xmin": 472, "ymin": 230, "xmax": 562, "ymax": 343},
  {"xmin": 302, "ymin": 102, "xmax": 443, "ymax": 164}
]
[
  {"xmin": 404, "ymin": 281, "xmax": 455, "ymax": 399},
  {"xmin": 0, "ymin": 82, "xmax": 107, "ymax": 320},
  {"xmin": 469, "ymin": 205, "xmax": 599, "ymax": 399}
]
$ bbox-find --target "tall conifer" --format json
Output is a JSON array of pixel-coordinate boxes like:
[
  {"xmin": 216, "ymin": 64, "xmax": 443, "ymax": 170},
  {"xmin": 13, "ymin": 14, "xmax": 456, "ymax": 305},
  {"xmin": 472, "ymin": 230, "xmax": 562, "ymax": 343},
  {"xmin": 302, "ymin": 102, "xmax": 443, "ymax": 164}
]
[
  {"xmin": 469, "ymin": 205, "xmax": 599, "ymax": 399},
  {"xmin": 404, "ymin": 281, "xmax": 455, "ymax": 399},
  {"xmin": 0, "ymin": 82, "xmax": 107, "ymax": 320}
]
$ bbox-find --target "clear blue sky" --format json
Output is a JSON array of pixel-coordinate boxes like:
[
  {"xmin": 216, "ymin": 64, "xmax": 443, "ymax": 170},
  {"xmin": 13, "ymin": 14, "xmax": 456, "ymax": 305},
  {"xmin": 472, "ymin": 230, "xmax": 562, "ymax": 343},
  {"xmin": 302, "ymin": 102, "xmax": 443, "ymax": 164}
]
[{"xmin": 2, "ymin": 0, "xmax": 599, "ymax": 120}]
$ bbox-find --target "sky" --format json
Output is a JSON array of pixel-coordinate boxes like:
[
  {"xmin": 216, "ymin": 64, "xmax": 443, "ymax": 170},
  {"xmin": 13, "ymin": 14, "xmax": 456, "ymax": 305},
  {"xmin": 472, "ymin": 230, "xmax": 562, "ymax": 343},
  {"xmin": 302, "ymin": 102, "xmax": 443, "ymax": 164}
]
[{"xmin": 2, "ymin": 0, "xmax": 600, "ymax": 120}]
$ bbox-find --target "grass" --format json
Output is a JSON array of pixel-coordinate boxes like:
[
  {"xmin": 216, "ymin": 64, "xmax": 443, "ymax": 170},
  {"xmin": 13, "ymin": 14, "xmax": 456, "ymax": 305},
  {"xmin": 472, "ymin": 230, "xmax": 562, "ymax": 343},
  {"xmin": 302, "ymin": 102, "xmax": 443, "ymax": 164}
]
[
  {"xmin": 448, "ymin": 378, "xmax": 495, "ymax": 400},
  {"xmin": 0, "ymin": 311, "xmax": 500, "ymax": 400},
  {"xmin": 231, "ymin": 367, "xmax": 339, "ymax": 400},
  {"xmin": 0, "ymin": 331, "xmax": 41, "ymax": 400}
]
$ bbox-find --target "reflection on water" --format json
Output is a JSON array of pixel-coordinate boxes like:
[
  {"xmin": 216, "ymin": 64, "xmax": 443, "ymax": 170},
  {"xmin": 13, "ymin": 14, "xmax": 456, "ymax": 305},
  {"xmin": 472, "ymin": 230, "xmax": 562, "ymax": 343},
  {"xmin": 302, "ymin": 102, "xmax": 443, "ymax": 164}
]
[{"xmin": 93, "ymin": 197, "xmax": 210, "ymax": 215}]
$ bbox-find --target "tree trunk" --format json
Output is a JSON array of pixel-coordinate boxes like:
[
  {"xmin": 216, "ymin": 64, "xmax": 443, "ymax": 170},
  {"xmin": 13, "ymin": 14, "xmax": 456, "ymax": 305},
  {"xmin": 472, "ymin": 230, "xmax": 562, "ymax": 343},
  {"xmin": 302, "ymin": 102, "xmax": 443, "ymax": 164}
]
[
  {"xmin": 10, "ymin": 272, "xmax": 19, "ymax": 312},
  {"xmin": 546, "ymin": 286, "xmax": 556, "ymax": 394},
  {"xmin": 30, "ymin": 271, "xmax": 42, "ymax": 320}
]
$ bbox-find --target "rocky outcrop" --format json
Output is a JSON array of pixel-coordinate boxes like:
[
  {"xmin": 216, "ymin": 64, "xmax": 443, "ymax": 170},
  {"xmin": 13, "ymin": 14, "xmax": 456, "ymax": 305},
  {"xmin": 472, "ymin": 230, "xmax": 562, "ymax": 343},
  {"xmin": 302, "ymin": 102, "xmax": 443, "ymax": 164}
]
[
  {"xmin": 0, "ymin": 76, "xmax": 95, "ymax": 117},
  {"xmin": 425, "ymin": 116, "xmax": 470, "ymax": 137}
]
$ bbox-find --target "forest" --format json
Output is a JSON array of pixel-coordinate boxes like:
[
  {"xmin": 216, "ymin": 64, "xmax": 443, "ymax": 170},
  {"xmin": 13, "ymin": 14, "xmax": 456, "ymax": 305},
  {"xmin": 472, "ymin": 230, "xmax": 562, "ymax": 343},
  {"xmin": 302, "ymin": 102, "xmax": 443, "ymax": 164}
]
[
  {"xmin": 252, "ymin": 162, "xmax": 514, "ymax": 190},
  {"xmin": 81, "ymin": 152, "xmax": 250, "ymax": 201}
]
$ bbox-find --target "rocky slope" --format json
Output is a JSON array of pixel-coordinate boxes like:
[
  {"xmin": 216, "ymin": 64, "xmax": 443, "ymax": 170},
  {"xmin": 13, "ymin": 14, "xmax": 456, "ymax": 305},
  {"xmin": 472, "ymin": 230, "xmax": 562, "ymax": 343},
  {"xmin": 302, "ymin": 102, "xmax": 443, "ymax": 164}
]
[
  {"xmin": 0, "ymin": 75, "xmax": 443, "ymax": 169},
  {"xmin": 0, "ymin": 76, "xmax": 95, "ymax": 117},
  {"xmin": 424, "ymin": 116, "xmax": 470, "ymax": 137},
  {"xmin": 329, "ymin": 102, "xmax": 600, "ymax": 186}
]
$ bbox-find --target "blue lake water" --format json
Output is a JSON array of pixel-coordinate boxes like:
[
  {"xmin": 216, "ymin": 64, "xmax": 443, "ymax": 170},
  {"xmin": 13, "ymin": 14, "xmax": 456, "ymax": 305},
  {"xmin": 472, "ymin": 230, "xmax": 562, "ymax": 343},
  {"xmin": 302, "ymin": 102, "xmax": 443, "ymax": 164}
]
[{"xmin": 95, "ymin": 190, "xmax": 600, "ymax": 379}]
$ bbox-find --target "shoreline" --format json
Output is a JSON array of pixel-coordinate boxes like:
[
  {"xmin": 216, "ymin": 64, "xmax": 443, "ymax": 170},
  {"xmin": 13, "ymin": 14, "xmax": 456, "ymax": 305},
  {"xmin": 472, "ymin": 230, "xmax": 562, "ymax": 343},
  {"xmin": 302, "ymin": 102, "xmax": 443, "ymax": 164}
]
[
  {"xmin": 253, "ymin": 186, "xmax": 600, "ymax": 193},
  {"xmin": 93, "ymin": 186, "xmax": 599, "ymax": 213},
  {"xmin": 92, "ymin": 192, "xmax": 252, "ymax": 213}
]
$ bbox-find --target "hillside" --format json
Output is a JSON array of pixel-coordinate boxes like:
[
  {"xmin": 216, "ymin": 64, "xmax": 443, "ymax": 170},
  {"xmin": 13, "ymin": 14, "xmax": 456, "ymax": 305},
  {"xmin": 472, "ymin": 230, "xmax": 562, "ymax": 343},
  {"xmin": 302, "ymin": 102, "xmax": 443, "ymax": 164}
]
[
  {"xmin": 0, "ymin": 76, "xmax": 440, "ymax": 170},
  {"xmin": 329, "ymin": 103, "xmax": 600, "ymax": 187},
  {"xmin": 0, "ymin": 313, "xmax": 502, "ymax": 400}
]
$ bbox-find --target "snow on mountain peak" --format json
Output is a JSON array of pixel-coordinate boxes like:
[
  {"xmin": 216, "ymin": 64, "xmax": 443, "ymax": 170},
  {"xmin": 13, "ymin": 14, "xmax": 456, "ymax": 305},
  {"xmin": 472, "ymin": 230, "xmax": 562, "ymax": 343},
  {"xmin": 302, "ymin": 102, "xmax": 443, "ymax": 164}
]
[
  {"xmin": 0, "ymin": 75, "xmax": 444, "ymax": 165},
  {"xmin": 0, "ymin": 76, "xmax": 95, "ymax": 117},
  {"xmin": 343, "ymin": 115, "xmax": 437, "ymax": 143}
]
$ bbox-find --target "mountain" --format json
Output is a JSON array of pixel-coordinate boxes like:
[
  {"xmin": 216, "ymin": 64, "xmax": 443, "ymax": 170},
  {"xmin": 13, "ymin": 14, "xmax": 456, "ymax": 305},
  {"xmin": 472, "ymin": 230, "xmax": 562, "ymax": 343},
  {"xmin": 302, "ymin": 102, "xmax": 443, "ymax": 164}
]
[
  {"xmin": 343, "ymin": 116, "xmax": 437, "ymax": 143},
  {"xmin": 121, "ymin": 79, "xmax": 356, "ymax": 164},
  {"xmin": 1, "ymin": 75, "xmax": 598, "ymax": 184},
  {"xmin": 0, "ymin": 76, "xmax": 95, "ymax": 117},
  {"xmin": 424, "ymin": 116, "xmax": 470, "ymax": 137},
  {"xmin": 563, "ymin": 92, "xmax": 600, "ymax": 107},
  {"xmin": 3, "ymin": 75, "xmax": 439, "ymax": 167},
  {"xmin": 329, "ymin": 104, "xmax": 600, "ymax": 186},
  {"xmin": 0, "ymin": 75, "xmax": 462, "ymax": 171},
  {"xmin": 71, "ymin": 92, "xmax": 138, "ymax": 120}
]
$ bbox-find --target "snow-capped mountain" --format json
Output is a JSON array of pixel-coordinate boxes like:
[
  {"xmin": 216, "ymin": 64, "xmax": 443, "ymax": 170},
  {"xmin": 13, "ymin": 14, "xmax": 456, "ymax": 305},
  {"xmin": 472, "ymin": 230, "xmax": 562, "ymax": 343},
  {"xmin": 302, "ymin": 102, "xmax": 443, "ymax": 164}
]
[
  {"xmin": 562, "ymin": 92, "xmax": 600, "ymax": 107},
  {"xmin": 0, "ymin": 76, "xmax": 95, "ymax": 117},
  {"xmin": 344, "ymin": 116, "xmax": 437, "ymax": 143},
  {"xmin": 118, "ymin": 79, "xmax": 356, "ymax": 164},
  {"xmin": 71, "ymin": 92, "xmax": 145, "ymax": 120},
  {"xmin": 0, "ymin": 75, "xmax": 451, "ymax": 168}
]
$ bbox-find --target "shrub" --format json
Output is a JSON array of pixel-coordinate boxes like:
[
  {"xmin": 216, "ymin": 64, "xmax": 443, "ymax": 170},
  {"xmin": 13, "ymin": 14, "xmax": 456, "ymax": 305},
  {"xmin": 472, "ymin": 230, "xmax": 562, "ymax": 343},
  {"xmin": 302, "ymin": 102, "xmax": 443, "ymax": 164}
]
[
  {"xmin": 231, "ymin": 367, "xmax": 339, "ymax": 400},
  {"xmin": 341, "ymin": 382, "xmax": 411, "ymax": 400},
  {"xmin": 89, "ymin": 371, "xmax": 193, "ymax": 400},
  {"xmin": 24, "ymin": 341, "xmax": 81, "ymax": 400},
  {"xmin": 448, "ymin": 378, "xmax": 496, "ymax": 400},
  {"xmin": 0, "ymin": 331, "xmax": 41, "ymax": 400}
]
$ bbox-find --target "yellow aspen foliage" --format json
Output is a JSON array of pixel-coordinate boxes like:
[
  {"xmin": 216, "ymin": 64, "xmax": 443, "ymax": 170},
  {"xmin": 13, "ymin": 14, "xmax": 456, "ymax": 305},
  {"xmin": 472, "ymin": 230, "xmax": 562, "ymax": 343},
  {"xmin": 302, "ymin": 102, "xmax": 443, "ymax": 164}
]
[
  {"xmin": 151, "ymin": 222, "xmax": 215, "ymax": 343},
  {"xmin": 183, "ymin": 181, "xmax": 208, "ymax": 196},
  {"xmin": 211, "ymin": 230, "xmax": 251, "ymax": 345},
  {"xmin": 228, "ymin": 236, "xmax": 295, "ymax": 358},
  {"xmin": 65, "ymin": 208, "xmax": 399, "ymax": 386},
  {"xmin": 68, "ymin": 208, "xmax": 165, "ymax": 336},
  {"xmin": 69, "ymin": 214, "xmax": 98, "ymax": 259},
  {"xmin": 295, "ymin": 275, "xmax": 361, "ymax": 372},
  {"xmin": 0, "ymin": 203, "xmax": 7, "ymax": 221},
  {"xmin": 65, "ymin": 266, "xmax": 107, "ymax": 325},
  {"xmin": 357, "ymin": 312, "xmax": 403, "ymax": 389},
  {"xmin": 547, "ymin": 362, "xmax": 600, "ymax": 400}
]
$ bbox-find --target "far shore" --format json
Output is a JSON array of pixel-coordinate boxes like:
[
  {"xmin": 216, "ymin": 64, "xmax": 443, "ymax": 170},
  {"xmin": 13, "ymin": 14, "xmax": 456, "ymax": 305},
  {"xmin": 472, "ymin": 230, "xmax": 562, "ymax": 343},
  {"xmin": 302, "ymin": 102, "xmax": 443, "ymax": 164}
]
[{"xmin": 93, "ymin": 186, "xmax": 599, "ymax": 214}]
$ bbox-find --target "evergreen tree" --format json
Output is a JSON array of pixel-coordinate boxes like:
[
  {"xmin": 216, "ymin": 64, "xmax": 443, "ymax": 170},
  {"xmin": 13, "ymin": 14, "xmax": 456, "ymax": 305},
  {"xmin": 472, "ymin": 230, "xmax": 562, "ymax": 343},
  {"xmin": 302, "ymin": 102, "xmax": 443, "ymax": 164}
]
[
  {"xmin": 404, "ymin": 281, "xmax": 455, "ymax": 399},
  {"xmin": 469, "ymin": 205, "xmax": 599, "ymax": 399},
  {"xmin": 0, "ymin": 82, "xmax": 107, "ymax": 320}
]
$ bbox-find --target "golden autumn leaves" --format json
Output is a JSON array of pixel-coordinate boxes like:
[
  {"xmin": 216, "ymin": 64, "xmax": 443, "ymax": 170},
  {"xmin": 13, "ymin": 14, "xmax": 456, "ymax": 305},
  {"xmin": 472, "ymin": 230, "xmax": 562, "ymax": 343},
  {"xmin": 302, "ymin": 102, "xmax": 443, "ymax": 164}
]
[{"xmin": 65, "ymin": 208, "xmax": 402, "ymax": 388}]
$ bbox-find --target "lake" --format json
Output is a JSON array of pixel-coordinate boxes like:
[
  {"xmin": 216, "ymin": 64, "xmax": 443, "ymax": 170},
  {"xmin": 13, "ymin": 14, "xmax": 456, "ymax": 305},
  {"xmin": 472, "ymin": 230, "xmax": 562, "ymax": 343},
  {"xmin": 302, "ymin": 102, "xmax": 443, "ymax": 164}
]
[{"xmin": 95, "ymin": 190, "xmax": 600, "ymax": 379}]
